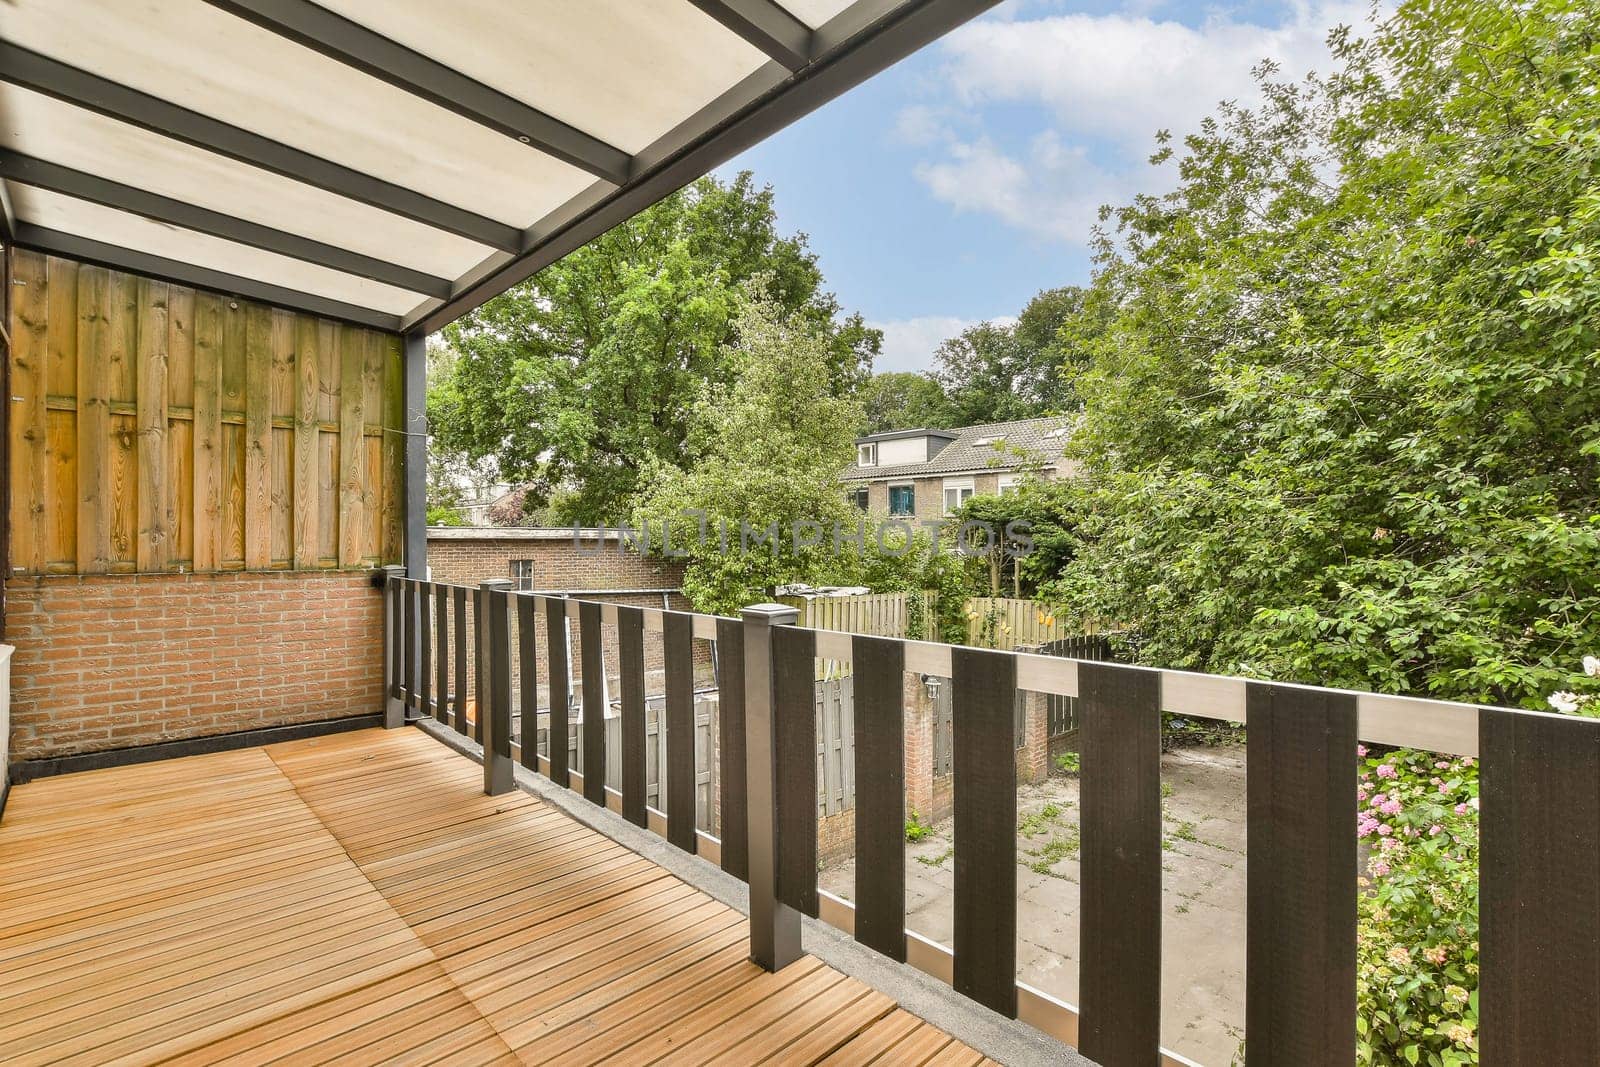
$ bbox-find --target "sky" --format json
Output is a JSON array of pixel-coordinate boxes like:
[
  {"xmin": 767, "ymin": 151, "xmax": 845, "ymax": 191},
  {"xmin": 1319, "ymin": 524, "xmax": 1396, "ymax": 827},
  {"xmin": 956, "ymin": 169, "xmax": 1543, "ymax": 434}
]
[{"xmin": 716, "ymin": 0, "xmax": 1373, "ymax": 373}]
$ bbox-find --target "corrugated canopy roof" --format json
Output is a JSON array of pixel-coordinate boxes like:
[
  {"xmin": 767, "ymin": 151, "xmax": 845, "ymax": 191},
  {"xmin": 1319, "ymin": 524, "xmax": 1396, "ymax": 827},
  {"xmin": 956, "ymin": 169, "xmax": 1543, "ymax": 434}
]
[{"xmin": 0, "ymin": 0, "xmax": 996, "ymax": 335}]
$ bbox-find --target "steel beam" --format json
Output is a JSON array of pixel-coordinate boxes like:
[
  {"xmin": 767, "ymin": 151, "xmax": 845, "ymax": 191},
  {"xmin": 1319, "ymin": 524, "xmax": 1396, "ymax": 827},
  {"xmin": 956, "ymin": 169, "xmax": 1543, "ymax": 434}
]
[
  {"xmin": 13, "ymin": 223, "xmax": 401, "ymax": 331},
  {"xmin": 0, "ymin": 152, "xmax": 452, "ymax": 299},
  {"xmin": 203, "ymin": 0, "xmax": 631, "ymax": 185},
  {"xmin": 0, "ymin": 41, "xmax": 521, "ymax": 253},
  {"xmin": 690, "ymin": 0, "xmax": 814, "ymax": 71},
  {"xmin": 409, "ymin": 0, "xmax": 1003, "ymax": 334}
]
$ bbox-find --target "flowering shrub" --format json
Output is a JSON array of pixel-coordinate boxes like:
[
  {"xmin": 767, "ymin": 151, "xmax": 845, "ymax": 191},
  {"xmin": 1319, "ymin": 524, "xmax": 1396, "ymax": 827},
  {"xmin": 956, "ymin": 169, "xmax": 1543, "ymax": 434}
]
[{"xmin": 1357, "ymin": 747, "xmax": 1479, "ymax": 1066}]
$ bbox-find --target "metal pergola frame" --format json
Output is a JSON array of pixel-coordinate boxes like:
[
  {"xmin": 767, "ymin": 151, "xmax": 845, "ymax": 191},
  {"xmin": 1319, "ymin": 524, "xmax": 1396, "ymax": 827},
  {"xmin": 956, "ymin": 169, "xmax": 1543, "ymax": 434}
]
[
  {"xmin": 0, "ymin": 0, "xmax": 999, "ymax": 336},
  {"xmin": 0, "ymin": 0, "xmax": 999, "ymax": 578}
]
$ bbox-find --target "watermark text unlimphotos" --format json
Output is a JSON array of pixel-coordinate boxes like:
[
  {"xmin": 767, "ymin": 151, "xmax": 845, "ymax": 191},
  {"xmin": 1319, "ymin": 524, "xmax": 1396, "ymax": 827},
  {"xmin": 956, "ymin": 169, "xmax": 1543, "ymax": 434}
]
[{"xmin": 572, "ymin": 512, "xmax": 1032, "ymax": 559}]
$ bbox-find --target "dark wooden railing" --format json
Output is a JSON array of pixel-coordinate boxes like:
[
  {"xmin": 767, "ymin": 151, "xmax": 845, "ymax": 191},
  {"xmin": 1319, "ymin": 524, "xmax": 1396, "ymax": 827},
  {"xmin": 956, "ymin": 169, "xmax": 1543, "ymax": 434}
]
[{"xmin": 383, "ymin": 571, "xmax": 1600, "ymax": 1067}]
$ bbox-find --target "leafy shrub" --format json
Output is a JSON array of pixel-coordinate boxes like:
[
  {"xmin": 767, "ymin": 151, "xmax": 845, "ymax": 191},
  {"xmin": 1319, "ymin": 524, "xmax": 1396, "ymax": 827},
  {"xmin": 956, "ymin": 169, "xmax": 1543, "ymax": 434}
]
[
  {"xmin": 904, "ymin": 810, "xmax": 934, "ymax": 843},
  {"xmin": 1357, "ymin": 748, "xmax": 1479, "ymax": 1065}
]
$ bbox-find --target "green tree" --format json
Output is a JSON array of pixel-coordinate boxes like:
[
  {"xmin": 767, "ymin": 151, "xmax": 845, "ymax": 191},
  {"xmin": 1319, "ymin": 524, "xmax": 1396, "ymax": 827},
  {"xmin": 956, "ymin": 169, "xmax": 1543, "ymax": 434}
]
[
  {"xmin": 632, "ymin": 286, "xmax": 865, "ymax": 614},
  {"xmin": 934, "ymin": 286, "xmax": 1088, "ymax": 425},
  {"xmin": 858, "ymin": 371, "xmax": 954, "ymax": 433},
  {"xmin": 1048, "ymin": 0, "xmax": 1600, "ymax": 713},
  {"xmin": 435, "ymin": 173, "xmax": 879, "ymax": 524}
]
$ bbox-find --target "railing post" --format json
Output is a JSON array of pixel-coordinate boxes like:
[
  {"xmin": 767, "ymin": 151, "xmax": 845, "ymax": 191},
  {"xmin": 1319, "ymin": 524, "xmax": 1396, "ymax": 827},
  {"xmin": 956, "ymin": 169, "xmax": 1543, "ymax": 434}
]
[
  {"xmin": 382, "ymin": 565, "xmax": 405, "ymax": 728},
  {"xmin": 741, "ymin": 602, "xmax": 802, "ymax": 972},
  {"xmin": 479, "ymin": 579, "xmax": 515, "ymax": 795}
]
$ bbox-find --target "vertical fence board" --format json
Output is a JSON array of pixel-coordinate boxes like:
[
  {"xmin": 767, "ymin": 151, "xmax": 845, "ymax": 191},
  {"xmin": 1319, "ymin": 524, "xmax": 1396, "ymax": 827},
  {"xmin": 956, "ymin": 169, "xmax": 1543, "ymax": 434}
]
[
  {"xmin": 220, "ymin": 301, "xmax": 246, "ymax": 565},
  {"xmin": 1480, "ymin": 708, "xmax": 1600, "ymax": 1062},
  {"xmin": 242, "ymin": 305, "xmax": 272, "ymax": 569},
  {"xmin": 773, "ymin": 624, "xmax": 818, "ymax": 916},
  {"xmin": 452, "ymin": 585, "xmax": 468, "ymax": 735},
  {"xmin": 580, "ymin": 601, "xmax": 606, "ymax": 806},
  {"xmin": 134, "ymin": 278, "xmax": 170, "ymax": 571},
  {"xmin": 292, "ymin": 316, "xmax": 319, "ymax": 568},
  {"xmin": 952, "ymin": 645, "xmax": 1017, "ymax": 1016},
  {"xmin": 44, "ymin": 257, "xmax": 78, "ymax": 568},
  {"xmin": 664, "ymin": 611, "xmax": 697, "ymax": 851},
  {"xmin": 854, "ymin": 634, "xmax": 906, "ymax": 962},
  {"xmin": 716, "ymin": 618, "xmax": 748, "ymax": 879},
  {"xmin": 1244, "ymin": 683, "xmax": 1357, "ymax": 1066},
  {"xmin": 435, "ymin": 583, "xmax": 450, "ymax": 726},
  {"xmin": 191, "ymin": 292, "xmax": 223, "ymax": 571},
  {"xmin": 75, "ymin": 267, "xmax": 112, "ymax": 573},
  {"xmin": 1079, "ymin": 661, "xmax": 1163, "ymax": 1063},
  {"xmin": 166, "ymin": 285, "xmax": 194, "ymax": 566},
  {"xmin": 546, "ymin": 597, "xmax": 571, "ymax": 786},
  {"xmin": 516, "ymin": 593, "xmax": 537, "ymax": 766},
  {"xmin": 618, "ymin": 606, "xmax": 648, "ymax": 827},
  {"xmin": 336, "ymin": 325, "xmax": 366, "ymax": 567},
  {"xmin": 8, "ymin": 252, "xmax": 47, "ymax": 573},
  {"xmin": 107, "ymin": 271, "xmax": 138, "ymax": 568}
]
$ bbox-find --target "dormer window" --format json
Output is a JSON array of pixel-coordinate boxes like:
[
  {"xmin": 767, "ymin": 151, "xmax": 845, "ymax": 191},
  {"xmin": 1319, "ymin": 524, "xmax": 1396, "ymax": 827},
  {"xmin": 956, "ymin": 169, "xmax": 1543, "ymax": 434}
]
[{"xmin": 857, "ymin": 442, "xmax": 878, "ymax": 467}]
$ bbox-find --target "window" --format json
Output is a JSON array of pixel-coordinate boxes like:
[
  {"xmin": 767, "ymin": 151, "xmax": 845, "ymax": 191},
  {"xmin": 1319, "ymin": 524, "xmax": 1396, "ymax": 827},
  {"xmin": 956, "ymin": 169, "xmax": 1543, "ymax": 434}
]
[
  {"xmin": 851, "ymin": 487, "xmax": 870, "ymax": 510},
  {"xmin": 888, "ymin": 484, "xmax": 915, "ymax": 516},
  {"xmin": 857, "ymin": 442, "xmax": 878, "ymax": 467},
  {"xmin": 972, "ymin": 435, "xmax": 1005, "ymax": 448},
  {"xmin": 509, "ymin": 559, "xmax": 535, "ymax": 591},
  {"xmin": 998, "ymin": 474, "xmax": 1022, "ymax": 495},
  {"xmin": 942, "ymin": 479, "xmax": 975, "ymax": 515}
]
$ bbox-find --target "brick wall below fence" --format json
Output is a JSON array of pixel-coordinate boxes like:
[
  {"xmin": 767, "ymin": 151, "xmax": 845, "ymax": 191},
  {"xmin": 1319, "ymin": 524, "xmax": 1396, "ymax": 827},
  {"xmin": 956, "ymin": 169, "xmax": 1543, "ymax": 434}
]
[{"xmin": 4, "ymin": 571, "xmax": 385, "ymax": 760}]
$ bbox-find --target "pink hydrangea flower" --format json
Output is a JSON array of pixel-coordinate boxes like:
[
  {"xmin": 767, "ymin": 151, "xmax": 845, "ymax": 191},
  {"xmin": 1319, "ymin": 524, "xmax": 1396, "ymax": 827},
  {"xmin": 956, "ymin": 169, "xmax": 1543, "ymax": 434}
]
[
  {"xmin": 1376, "ymin": 764, "xmax": 1397, "ymax": 779},
  {"xmin": 1454, "ymin": 803, "xmax": 1470, "ymax": 815},
  {"xmin": 1438, "ymin": 782, "xmax": 1450, "ymax": 795},
  {"xmin": 1357, "ymin": 745, "xmax": 1369, "ymax": 758},
  {"xmin": 1429, "ymin": 824, "xmax": 1444, "ymax": 836},
  {"xmin": 1435, "ymin": 761, "xmax": 1450, "ymax": 770},
  {"xmin": 1381, "ymin": 799, "xmax": 1402, "ymax": 815},
  {"xmin": 1423, "ymin": 945, "xmax": 1448, "ymax": 965},
  {"xmin": 1370, "ymin": 793, "xmax": 1388, "ymax": 807},
  {"xmin": 1377, "ymin": 824, "xmax": 1393, "ymax": 836}
]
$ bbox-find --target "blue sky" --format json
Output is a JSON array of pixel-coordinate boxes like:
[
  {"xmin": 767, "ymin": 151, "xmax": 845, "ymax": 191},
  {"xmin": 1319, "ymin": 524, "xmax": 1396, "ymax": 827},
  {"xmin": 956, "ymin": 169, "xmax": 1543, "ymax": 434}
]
[{"xmin": 716, "ymin": 0, "xmax": 1370, "ymax": 372}]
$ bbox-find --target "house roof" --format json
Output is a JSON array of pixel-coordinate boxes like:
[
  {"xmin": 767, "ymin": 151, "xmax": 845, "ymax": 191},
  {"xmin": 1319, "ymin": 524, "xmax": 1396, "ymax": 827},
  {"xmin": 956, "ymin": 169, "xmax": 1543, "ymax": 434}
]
[
  {"xmin": 0, "ymin": 0, "xmax": 998, "ymax": 335},
  {"xmin": 856, "ymin": 427, "xmax": 958, "ymax": 444},
  {"xmin": 844, "ymin": 416, "xmax": 1074, "ymax": 480}
]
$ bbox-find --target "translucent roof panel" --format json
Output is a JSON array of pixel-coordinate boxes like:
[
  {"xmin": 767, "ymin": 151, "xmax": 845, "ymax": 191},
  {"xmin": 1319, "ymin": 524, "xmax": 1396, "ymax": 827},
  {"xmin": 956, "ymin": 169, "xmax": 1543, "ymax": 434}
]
[
  {"xmin": 313, "ymin": 0, "xmax": 771, "ymax": 155},
  {"xmin": 11, "ymin": 185, "xmax": 427, "ymax": 316},
  {"xmin": 0, "ymin": 0, "xmax": 594, "ymax": 228},
  {"xmin": 0, "ymin": 0, "xmax": 995, "ymax": 332}
]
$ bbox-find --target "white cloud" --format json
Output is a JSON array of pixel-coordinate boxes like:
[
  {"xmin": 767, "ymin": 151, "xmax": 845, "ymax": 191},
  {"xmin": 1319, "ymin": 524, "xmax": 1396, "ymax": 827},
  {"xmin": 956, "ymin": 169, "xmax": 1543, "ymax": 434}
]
[
  {"xmin": 904, "ymin": 0, "xmax": 1378, "ymax": 244},
  {"xmin": 938, "ymin": 1, "xmax": 1372, "ymax": 154},
  {"xmin": 869, "ymin": 314, "xmax": 1016, "ymax": 374}
]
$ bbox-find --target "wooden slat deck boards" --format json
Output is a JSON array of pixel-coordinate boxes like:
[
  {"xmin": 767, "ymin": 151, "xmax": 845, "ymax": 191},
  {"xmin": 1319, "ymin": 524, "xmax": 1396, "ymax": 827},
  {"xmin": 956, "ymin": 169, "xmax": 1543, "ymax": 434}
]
[{"xmin": 0, "ymin": 728, "xmax": 981, "ymax": 1065}]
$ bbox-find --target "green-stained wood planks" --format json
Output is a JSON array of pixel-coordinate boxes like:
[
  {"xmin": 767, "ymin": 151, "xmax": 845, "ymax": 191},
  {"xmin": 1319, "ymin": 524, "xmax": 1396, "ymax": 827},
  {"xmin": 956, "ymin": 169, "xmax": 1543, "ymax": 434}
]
[{"xmin": 5, "ymin": 249, "xmax": 403, "ymax": 575}]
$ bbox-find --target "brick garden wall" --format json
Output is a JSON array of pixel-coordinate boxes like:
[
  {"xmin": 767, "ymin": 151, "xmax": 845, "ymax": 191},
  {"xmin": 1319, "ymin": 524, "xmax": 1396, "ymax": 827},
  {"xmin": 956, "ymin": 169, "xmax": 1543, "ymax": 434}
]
[
  {"xmin": 4, "ymin": 571, "xmax": 385, "ymax": 761},
  {"xmin": 426, "ymin": 528, "xmax": 687, "ymax": 594}
]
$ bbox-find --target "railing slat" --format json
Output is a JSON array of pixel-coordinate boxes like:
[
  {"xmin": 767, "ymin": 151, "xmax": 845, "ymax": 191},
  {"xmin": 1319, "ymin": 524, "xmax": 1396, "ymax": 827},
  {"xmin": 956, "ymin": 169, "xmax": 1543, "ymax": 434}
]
[
  {"xmin": 452, "ymin": 585, "xmax": 467, "ymax": 736},
  {"xmin": 952, "ymin": 645, "xmax": 1017, "ymax": 1016},
  {"xmin": 418, "ymin": 581, "xmax": 432, "ymax": 722},
  {"xmin": 716, "ymin": 618, "xmax": 748, "ymax": 880},
  {"xmin": 1244, "ymin": 681, "xmax": 1357, "ymax": 1065},
  {"xmin": 618, "ymin": 606, "xmax": 648, "ymax": 827},
  {"xmin": 546, "ymin": 597, "xmax": 570, "ymax": 787},
  {"xmin": 774, "ymin": 624, "xmax": 819, "ymax": 916},
  {"xmin": 472, "ymin": 587, "xmax": 486, "ymax": 745},
  {"xmin": 664, "ymin": 610, "xmax": 696, "ymax": 852},
  {"xmin": 388, "ymin": 575, "xmax": 402, "ymax": 703},
  {"xmin": 1481, "ymin": 707, "xmax": 1600, "ymax": 1061},
  {"xmin": 1079, "ymin": 661, "xmax": 1162, "ymax": 1061},
  {"xmin": 853, "ymin": 634, "xmax": 906, "ymax": 962},
  {"xmin": 579, "ymin": 601, "xmax": 607, "ymax": 806},
  {"xmin": 484, "ymin": 584, "xmax": 513, "ymax": 795},
  {"xmin": 434, "ymin": 583, "xmax": 448, "ymax": 725},
  {"xmin": 517, "ymin": 592, "xmax": 537, "ymax": 770},
  {"xmin": 402, "ymin": 577, "xmax": 415, "ymax": 711}
]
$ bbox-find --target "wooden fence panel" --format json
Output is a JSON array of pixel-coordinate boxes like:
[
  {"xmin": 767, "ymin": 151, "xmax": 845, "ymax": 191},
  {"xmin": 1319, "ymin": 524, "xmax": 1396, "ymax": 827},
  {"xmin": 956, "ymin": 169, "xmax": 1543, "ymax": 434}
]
[{"xmin": 6, "ymin": 250, "xmax": 404, "ymax": 574}]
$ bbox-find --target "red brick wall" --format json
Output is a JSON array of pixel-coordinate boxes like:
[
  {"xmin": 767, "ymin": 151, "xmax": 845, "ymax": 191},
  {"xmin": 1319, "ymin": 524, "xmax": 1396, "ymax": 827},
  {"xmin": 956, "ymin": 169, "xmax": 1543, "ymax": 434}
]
[
  {"xmin": 426, "ymin": 529, "xmax": 686, "ymax": 592},
  {"xmin": 4, "ymin": 571, "xmax": 384, "ymax": 760}
]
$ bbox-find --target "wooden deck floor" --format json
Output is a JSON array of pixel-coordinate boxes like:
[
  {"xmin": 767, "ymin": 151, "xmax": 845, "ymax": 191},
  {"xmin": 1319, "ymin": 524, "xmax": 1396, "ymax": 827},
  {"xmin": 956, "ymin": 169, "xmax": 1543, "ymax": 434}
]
[{"xmin": 0, "ymin": 727, "xmax": 986, "ymax": 1066}]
